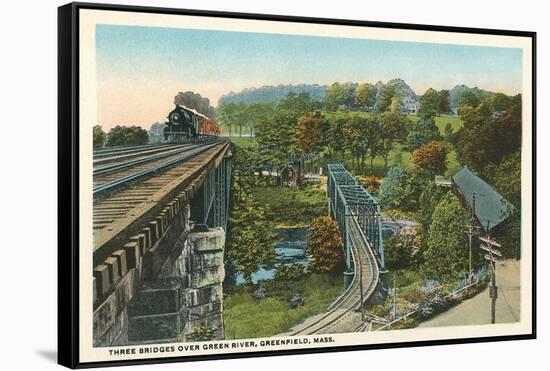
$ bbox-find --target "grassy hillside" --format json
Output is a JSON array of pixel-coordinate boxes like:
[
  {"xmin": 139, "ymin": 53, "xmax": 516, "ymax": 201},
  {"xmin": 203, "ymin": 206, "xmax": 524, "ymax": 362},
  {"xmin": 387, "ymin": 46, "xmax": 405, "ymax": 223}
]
[
  {"xmin": 227, "ymin": 112, "xmax": 463, "ymax": 177},
  {"xmin": 322, "ymin": 111, "xmax": 463, "ymax": 177}
]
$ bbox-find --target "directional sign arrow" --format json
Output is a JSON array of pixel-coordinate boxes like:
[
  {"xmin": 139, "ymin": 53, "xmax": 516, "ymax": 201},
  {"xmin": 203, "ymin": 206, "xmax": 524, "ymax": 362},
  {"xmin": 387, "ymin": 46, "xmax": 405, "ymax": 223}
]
[
  {"xmin": 480, "ymin": 244, "xmax": 502, "ymax": 257},
  {"xmin": 479, "ymin": 236, "xmax": 502, "ymax": 248},
  {"xmin": 484, "ymin": 254, "xmax": 499, "ymax": 263}
]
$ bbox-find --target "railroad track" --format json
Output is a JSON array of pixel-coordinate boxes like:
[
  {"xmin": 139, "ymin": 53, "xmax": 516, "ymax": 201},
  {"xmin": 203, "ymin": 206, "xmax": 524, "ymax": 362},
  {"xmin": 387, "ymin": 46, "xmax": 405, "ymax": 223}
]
[
  {"xmin": 93, "ymin": 143, "xmax": 170, "ymax": 159},
  {"xmin": 93, "ymin": 140, "xmax": 221, "ymax": 197},
  {"xmin": 93, "ymin": 144, "xmax": 186, "ymax": 166},
  {"xmin": 92, "ymin": 140, "xmax": 229, "ymax": 236},
  {"xmin": 288, "ymin": 217, "xmax": 380, "ymax": 335},
  {"xmin": 93, "ymin": 135, "xmax": 217, "ymax": 160}
]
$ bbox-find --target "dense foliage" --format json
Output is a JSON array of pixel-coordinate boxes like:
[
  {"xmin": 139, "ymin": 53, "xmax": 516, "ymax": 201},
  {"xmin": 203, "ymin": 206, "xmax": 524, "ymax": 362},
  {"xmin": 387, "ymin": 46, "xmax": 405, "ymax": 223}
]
[
  {"xmin": 105, "ymin": 125, "xmax": 148, "ymax": 147},
  {"xmin": 384, "ymin": 227, "xmax": 420, "ymax": 270},
  {"xmin": 93, "ymin": 125, "xmax": 106, "ymax": 149},
  {"xmin": 421, "ymin": 193, "xmax": 470, "ymax": 282},
  {"xmin": 411, "ymin": 141, "xmax": 447, "ymax": 176},
  {"xmin": 307, "ymin": 216, "xmax": 345, "ymax": 273},
  {"xmin": 226, "ymin": 182, "xmax": 277, "ymax": 284},
  {"xmin": 251, "ymin": 184, "xmax": 327, "ymax": 226},
  {"xmin": 378, "ymin": 166, "xmax": 429, "ymax": 211},
  {"xmin": 405, "ymin": 115, "xmax": 442, "ymax": 151},
  {"xmin": 455, "ymin": 95, "xmax": 521, "ymax": 175},
  {"xmin": 294, "ymin": 112, "xmax": 329, "ymax": 155}
]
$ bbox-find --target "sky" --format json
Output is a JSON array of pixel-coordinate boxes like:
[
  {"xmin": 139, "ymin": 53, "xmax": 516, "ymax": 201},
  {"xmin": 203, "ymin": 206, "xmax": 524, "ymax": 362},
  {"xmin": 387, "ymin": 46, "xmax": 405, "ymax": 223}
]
[{"xmin": 96, "ymin": 25, "xmax": 523, "ymax": 130}]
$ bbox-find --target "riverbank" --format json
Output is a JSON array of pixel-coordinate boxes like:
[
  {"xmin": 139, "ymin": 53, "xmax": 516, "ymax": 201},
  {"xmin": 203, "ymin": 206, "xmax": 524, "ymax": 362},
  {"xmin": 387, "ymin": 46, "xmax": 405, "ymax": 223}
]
[{"xmin": 223, "ymin": 272, "xmax": 344, "ymax": 339}]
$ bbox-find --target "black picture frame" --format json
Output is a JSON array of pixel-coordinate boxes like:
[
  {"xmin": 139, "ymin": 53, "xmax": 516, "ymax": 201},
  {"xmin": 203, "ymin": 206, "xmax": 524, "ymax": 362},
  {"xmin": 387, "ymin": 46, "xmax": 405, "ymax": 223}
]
[{"xmin": 58, "ymin": 2, "xmax": 537, "ymax": 368}]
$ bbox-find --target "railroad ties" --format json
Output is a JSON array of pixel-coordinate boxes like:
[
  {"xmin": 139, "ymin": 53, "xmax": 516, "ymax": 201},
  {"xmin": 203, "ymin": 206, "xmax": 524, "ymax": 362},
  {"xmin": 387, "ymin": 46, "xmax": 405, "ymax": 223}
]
[{"xmin": 286, "ymin": 217, "xmax": 380, "ymax": 335}]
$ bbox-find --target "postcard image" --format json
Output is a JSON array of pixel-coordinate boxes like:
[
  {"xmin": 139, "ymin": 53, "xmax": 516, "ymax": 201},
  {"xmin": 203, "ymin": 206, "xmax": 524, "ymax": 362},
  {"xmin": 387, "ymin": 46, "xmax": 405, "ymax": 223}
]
[{"xmin": 58, "ymin": 4, "xmax": 535, "ymax": 367}]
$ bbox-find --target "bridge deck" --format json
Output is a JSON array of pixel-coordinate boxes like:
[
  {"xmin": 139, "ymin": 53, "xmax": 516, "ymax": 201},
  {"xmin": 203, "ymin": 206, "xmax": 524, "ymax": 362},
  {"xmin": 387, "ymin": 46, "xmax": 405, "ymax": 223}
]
[
  {"xmin": 92, "ymin": 140, "xmax": 230, "ymax": 265},
  {"xmin": 282, "ymin": 217, "xmax": 380, "ymax": 335}
]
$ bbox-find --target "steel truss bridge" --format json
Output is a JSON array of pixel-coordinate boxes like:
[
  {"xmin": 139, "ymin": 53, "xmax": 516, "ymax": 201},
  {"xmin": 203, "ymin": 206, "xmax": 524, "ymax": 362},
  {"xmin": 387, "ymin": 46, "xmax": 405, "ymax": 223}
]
[
  {"xmin": 328, "ymin": 163, "xmax": 386, "ymax": 276},
  {"xmin": 285, "ymin": 163, "xmax": 387, "ymax": 335}
]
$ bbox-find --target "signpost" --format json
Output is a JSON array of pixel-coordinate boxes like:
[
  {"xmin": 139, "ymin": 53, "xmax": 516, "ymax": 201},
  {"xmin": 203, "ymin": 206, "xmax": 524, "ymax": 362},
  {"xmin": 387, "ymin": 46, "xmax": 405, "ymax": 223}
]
[{"xmin": 479, "ymin": 221, "xmax": 501, "ymax": 324}]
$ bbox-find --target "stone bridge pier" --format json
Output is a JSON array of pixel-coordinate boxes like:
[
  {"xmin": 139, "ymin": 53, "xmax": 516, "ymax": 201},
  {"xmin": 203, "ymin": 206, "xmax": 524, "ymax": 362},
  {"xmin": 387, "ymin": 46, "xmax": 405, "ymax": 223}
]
[{"xmin": 93, "ymin": 149, "xmax": 232, "ymax": 346}]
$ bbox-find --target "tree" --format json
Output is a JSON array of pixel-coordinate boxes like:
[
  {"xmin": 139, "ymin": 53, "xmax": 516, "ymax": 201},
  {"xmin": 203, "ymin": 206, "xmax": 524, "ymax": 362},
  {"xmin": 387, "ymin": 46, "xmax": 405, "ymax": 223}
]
[
  {"xmin": 378, "ymin": 166, "xmax": 406, "ymax": 210},
  {"xmin": 307, "ymin": 216, "xmax": 345, "ymax": 273},
  {"xmin": 376, "ymin": 84, "xmax": 396, "ymax": 112},
  {"xmin": 411, "ymin": 141, "xmax": 447, "ymax": 176},
  {"xmin": 487, "ymin": 92, "xmax": 512, "ymax": 113},
  {"xmin": 93, "ymin": 125, "xmax": 106, "ymax": 149},
  {"xmin": 255, "ymin": 108, "xmax": 300, "ymax": 166},
  {"xmin": 342, "ymin": 115, "xmax": 373, "ymax": 171},
  {"xmin": 457, "ymin": 91, "xmax": 481, "ymax": 111},
  {"xmin": 418, "ymin": 181, "xmax": 449, "ymax": 235},
  {"xmin": 243, "ymin": 102, "xmax": 274, "ymax": 136},
  {"xmin": 326, "ymin": 116, "xmax": 347, "ymax": 159},
  {"xmin": 390, "ymin": 94, "xmax": 402, "ymax": 113},
  {"xmin": 279, "ymin": 92, "xmax": 319, "ymax": 115},
  {"xmin": 419, "ymin": 88, "xmax": 440, "ymax": 117},
  {"xmin": 421, "ymin": 193, "xmax": 470, "ymax": 283},
  {"xmin": 217, "ymin": 103, "xmax": 239, "ymax": 136},
  {"xmin": 443, "ymin": 122, "xmax": 454, "ymax": 144},
  {"xmin": 438, "ymin": 90, "xmax": 451, "ymax": 115},
  {"xmin": 405, "ymin": 116, "xmax": 442, "ymax": 152},
  {"xmin": 378, "ymin": 166, "xmax": 429, "ymax": 211},
  {"xmin": 485, "ymin": 152, "xmax": 521, "ymax": 258},
  {"xmin": 105, "ymin": 125, "xmax": 148, "ymax": 147},
  {"xmin": 234, "ymin": 103, "xmax": 248, "ymax": 137},
  {"xmin": 232, "ymin": 145, "xmax": 264, "ymax": 192},
  {"xmin": 378, "ymin": 112, "xmax": 410, "ymax": 170},
  {"xmin": 294, "ymin": 112, "xmax": 328, "ymax": 155},
  {"xmin": 355, "ymin": 83, "xmax": 376, "ymax": 108},
  {"xmin": 325, "ymin": 82, "xmax": 355, "ymax": 111},
  {"xmin": 226, "ymin": 191, "xmax": 277, "ymax": 284},
  {"xmin": 385, "ymin": 227, "xmax": 419, "ymax": 270},
  {"xmin": 364, "ymin": 116, "xmax": 383, "ymax": 169},
  {"xmin": 455, "ymin": 97, "xmax": 521, "ymax": 173}
]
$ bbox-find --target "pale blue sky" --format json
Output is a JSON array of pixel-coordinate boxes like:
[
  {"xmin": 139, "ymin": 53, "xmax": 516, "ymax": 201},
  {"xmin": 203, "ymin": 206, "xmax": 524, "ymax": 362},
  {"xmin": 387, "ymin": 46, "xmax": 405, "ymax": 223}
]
[{"xmin": 96, "ymin": 24, "xmax": 522, "ymax": 128}]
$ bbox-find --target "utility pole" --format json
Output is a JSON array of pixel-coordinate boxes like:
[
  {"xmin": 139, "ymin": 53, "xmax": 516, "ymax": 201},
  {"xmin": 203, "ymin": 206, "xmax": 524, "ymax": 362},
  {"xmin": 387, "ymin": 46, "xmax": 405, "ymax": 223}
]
[
  {"xmin": 359, "ymin": 256, "xmax": 365, "ymax": 322},
  {"xmin": 392, "ymin": 286, "xmax": 398, "ymax": 320},
  {"xmin": 479, "ymin": 221, "xmax": 502, "ymax": 324},
  {"xmin": 464, "ymin": 193, "xmax": 480, "ymax": 283}
]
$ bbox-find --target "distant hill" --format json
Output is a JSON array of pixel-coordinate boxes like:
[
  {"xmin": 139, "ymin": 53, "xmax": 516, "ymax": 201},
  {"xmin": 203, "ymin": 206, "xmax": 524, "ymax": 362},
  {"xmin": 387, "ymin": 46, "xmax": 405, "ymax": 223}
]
[
  {"xmin": 218, "ymin": 81, "xmax": 501, "ymax": 113},
  {"xmin": 449, "ymin": 85, "xmax": 495, "ymax": 110},
  {"xmin": 218, "ymin": 84, "xmax": 328, "ymax": 106},
  {"xmin": 385, "ymin": 78, "xmax": 418, "ymax": 99}
]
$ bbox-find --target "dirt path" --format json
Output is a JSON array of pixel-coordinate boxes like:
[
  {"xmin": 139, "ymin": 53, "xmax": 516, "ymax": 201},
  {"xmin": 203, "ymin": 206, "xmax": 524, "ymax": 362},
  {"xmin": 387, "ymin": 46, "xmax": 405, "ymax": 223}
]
[{"xmin": 418, "ymin": 260, "xmax": 521, "ymax": 327}]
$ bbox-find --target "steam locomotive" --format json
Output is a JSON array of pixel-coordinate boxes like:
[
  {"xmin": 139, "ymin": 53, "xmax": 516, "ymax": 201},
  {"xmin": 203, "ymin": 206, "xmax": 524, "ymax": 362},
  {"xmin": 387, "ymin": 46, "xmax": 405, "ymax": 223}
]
[{"xmin": 163, "ymin": 104, "xmax": 221, "ymax": 141}]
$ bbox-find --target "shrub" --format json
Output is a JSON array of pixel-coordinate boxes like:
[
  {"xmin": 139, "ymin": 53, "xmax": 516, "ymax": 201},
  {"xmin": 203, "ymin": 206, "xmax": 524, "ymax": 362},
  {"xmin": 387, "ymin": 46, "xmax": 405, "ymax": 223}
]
[
  {"xmin": 307, "ymin": 216, "xmax": 345, "ymax": 273},
  {"xmin": 370, "ymin": 304, "xmax": 391, "ymax": 318},
  {"xmin": 391, "ymin": 317, "xmax": 417, "ymax": 330},
  {"xmin": 289, "ymin": 294, "xmax": 305, "ymax": 309},
  {"xmin": 401, "ymin": 290, "xmax": 427, "ymax": 304},
  {"xmin": 187, "ymin": 321, "xmax": 215, "ymax": 342},
  {"xmin": 254, "ymin": 286, "xmax": 267, "ymax": 299}
]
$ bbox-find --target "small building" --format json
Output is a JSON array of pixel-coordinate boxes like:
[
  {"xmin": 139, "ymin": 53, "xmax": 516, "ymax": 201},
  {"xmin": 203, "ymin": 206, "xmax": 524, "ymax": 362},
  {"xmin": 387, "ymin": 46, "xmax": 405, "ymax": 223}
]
[
  {"xmin": 451, "ymin": 166, "xmax": 512, "ymax": 232},
  {"xmin": 402, "ymin": 96, "xmax": 419, "ymax": 115},
  {"xmin": 279, "ymin": 165, "xmax": 298, "ymax": 187}
]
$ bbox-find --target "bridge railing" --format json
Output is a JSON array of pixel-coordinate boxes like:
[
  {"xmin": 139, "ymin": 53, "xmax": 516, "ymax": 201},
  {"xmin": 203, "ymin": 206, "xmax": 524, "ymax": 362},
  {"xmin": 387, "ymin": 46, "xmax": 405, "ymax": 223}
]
[{"xmin": 327, "ymin": 163, "xmax": 386, "ymax": 272}]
